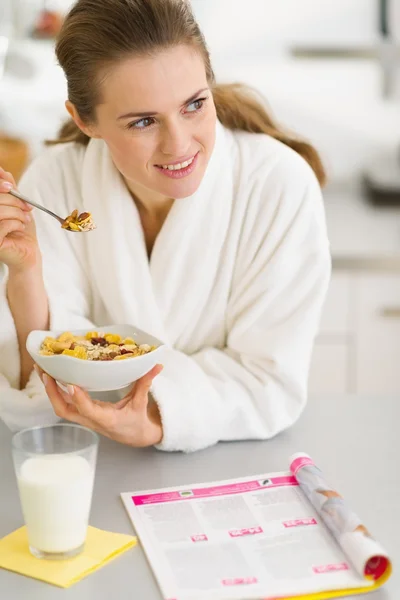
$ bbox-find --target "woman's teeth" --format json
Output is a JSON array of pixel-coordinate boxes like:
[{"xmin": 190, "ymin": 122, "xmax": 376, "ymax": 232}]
[{"xmin": 160, "ymin": 156, "xmax": 195, "ymax": 171}]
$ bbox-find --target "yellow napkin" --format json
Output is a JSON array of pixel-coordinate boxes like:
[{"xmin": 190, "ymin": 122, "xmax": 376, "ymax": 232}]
[{"xmin": 0, "ymin": 526, "xmax": 137, "ymax": 588}]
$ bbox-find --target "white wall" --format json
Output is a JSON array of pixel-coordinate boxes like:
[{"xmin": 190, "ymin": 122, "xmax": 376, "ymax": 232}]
[
  {"xmin": 191, "ymin": 0, "xmax": 400, "ymax": 183},
  {"xmin": 0, "ymin": 0, "xmax": 74, "ymax": 37},
  {"xmin": 1, "ymin": 0, "xmax": 399, "ymax": 181},
  {"xmin": 191, "ymin": 0, "xmax": 381, "ymax": 57}
]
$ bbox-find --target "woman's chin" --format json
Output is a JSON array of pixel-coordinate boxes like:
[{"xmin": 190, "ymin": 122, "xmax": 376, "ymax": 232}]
[{"xmin": 157, "ymin": 173, "xmax": 204, "ymax": 200}]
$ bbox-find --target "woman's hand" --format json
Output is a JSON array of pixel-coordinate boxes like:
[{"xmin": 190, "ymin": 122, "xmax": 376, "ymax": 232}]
[
  {"xmin": 0, "ymin": 167, "xmax": 40, "ymax": 274},
  {"xmin": 35, "ymin": 364, "xmax": 164, "ymax": 447}
]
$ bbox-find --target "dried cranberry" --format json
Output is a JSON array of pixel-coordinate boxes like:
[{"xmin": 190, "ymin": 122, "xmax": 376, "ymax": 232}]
[{"xmin": 91, "ymin": 337, "xmax": 107, "ymax": 346}]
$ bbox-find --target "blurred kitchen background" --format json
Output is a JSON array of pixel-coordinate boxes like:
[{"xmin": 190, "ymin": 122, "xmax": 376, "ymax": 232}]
[{"xmin": 1, "ymin": 0, "xmax": 400, "ymax": 394}]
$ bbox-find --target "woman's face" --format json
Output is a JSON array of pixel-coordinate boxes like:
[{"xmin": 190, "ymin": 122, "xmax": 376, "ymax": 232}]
[{"xmin": 87, "ymin": 45, "xmax": 217, "ymax": 203}]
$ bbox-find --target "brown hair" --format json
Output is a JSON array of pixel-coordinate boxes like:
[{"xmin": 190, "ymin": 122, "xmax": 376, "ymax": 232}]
[{"xmin": 52, "ymin": 0, "xmax": 326, "ymax": 185}]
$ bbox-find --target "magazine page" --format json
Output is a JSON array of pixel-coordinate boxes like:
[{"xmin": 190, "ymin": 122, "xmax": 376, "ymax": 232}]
[
  {"xmin": 290, "ymin": 453, "xmax": 392, "ymax": 586},
  {"xmin": 121, "ymin": 470, "xmax": 378, "ymax": 600}
]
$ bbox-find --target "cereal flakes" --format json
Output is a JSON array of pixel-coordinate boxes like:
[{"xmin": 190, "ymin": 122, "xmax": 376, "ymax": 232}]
[{"xmin": 39, "ymin": 331, "xmax": 157, "ymax": 361}]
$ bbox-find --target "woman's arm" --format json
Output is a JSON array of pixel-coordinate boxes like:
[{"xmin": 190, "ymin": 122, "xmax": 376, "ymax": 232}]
[
  {"xmin": 7, "ymin": 262, "xmax": 49, "ymax": 389},
  {"xmin": 0, "ymin": 168, "xmax": 49, "ymax": 389},
  {"xmin": 0, "ymin": 148, "xmax": 95, "ymax": 431}
]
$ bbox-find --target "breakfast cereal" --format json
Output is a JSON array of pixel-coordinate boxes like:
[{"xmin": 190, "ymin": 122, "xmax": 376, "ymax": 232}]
[
  {"xmin": 62, "ymin": 209, "xmax": 96, "ymax": 232},
  {"xmin": 40, "ymin": 331, "xmax": 156, "ymax": 361}
]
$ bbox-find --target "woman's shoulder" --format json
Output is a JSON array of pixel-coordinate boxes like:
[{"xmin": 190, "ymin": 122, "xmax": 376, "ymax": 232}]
[
  {"xmin": 20, "ymin": 142, "xmax": 86, "ymax": 187},
  {"xmin": 227, "ymin": 128, "xmax": 325, "ymax": 230},
  {"xmin": 232, "ymin": 128, "xmax": 320, "ymax": 192}
]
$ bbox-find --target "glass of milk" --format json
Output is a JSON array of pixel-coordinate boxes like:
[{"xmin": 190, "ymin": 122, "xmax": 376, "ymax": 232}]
[{"xmin": 12, "ymin": 423, "xmax": 99, "ymax": 560}]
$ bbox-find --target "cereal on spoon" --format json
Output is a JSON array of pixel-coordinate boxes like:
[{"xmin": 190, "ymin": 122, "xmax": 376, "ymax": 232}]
[
  {"xmin": 40, "ymin": 331, "xmax": 156, "ymax": 361},
  {"xmin": 62, "ymin": 209, "xmax": 96, "ymax": 232}
]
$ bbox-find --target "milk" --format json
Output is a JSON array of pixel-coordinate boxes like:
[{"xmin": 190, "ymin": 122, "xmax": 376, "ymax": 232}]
[{"xmin": 17, "ymin": 454, "xmax": 94, "ymax": 553}]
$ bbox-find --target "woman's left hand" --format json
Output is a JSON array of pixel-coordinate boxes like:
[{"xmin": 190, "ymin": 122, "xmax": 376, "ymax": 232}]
[{"xmin": 35, "ymin": 364, "xmax": 164, "ymax": 447}]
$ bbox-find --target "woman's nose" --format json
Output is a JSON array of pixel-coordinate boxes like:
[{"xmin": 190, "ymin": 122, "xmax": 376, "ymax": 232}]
[{"xmin": 160, "ymin": 122, "xmax": 191, "ymax": 158}]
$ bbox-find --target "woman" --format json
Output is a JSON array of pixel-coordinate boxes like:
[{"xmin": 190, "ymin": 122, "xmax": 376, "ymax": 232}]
[{"xmin": 0, "ymin": 0, "xmax": 331, "ymax": 452}]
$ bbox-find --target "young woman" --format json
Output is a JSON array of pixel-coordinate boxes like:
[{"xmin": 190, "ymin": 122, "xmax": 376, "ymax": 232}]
[{"xmin": 0, "ymin": 0, "xmax": 331, "ymax": 452}]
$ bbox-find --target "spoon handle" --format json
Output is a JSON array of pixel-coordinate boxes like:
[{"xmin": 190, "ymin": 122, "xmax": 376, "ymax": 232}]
[{"xmin": 9, "ymin": 189, "xmax": 65, "ymax": 225}]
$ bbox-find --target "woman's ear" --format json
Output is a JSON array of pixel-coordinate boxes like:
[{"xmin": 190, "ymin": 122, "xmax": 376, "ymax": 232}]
[{"xmin": 65, "ymin": 100, "xmax": 101, "ymax": 139}]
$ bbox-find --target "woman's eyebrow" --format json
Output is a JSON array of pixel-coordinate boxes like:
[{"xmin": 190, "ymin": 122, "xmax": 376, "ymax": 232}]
[{"xmin": 117, "ymin": 87, "xmax": 209, "ymax": 120}]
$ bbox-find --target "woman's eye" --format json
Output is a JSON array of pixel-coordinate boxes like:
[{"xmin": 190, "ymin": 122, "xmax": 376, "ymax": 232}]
[
  {"xmin": 126, "ymin": 97, "xmax": 208, "ymax": 129},
  {"xmin": 185, "ymin": 98, "xmax": 206, "ymax": 113},
  {"xmin": 128, "ymin": 117, "xmax": 155, "ymax": 129}
]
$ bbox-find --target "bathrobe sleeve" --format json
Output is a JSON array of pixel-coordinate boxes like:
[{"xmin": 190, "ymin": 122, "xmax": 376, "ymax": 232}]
[
  {"xmin": 152, "ymin": 155, "xmax": 331, "ymax": 452},
  {"xmin": 0, "ymin": 149, "xmax": 95, "ymax": 431}
]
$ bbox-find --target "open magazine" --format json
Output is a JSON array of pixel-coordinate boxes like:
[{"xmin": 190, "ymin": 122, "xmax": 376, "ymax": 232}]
[{"xmin": 121, "ymin": 453, "xmax": 392, "ymax": 600}]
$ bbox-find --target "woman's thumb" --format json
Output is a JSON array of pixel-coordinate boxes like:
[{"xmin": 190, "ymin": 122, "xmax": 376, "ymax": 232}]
[{"xmin": 133, "ymin": 364, "xmax": 163, "ymax": 410}]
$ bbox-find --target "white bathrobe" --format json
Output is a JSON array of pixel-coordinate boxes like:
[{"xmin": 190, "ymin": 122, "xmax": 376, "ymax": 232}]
[{"xmin": 0, "ymin": 121, "xmax": 331, "ymax": 452}]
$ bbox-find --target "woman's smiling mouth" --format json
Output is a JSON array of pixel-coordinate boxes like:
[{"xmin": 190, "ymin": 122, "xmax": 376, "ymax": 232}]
[{"xmin": 155, "ymin": 152, "xmax": 199, "ymax": 178}]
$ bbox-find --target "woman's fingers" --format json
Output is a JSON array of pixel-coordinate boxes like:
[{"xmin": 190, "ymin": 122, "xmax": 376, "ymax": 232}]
[
  {"xmin": 67, "ymin": 384, "xmax": 113, "ymax": 428},
  {"xmin": 0, "ymin": 220, "xmax": 25, "ymax": 246},
  {"xmin": 0, "ymin": 191, "xmax": 33, "ymax": 212},
  {"xmin": 0, "ymin": 168, "xmax": 32, "ymax": 212},
  {"xmin": 114, "ymin": 394, "xmax": 133, "ymax": 410},
  {"xmin": 41, "ymin": 372, "xmax": 103, "ymax": 430},
  {"xmin": 41, "ymin": 373, "xmax": 81, "ymax": 420},
  {"xmin": 35, "ymin": 366, "xmax": 88, "ymax": 420},
  {"xmin": 33, "ymin": 365, "xmax": 106, "ymax": 433},
  {"xmin": 136, "ymin": 364, "xmax": 164, "ymax": 393},
  {"xmin": 35, "ymin": 363, "xmax": 114, "ymax": 429},
  {"xmin": 130, "ymin": 364, "xmax": 164, "ymax": 411},
  {"xmin": 36, "ymin": 363, "xmax": 164, "ymax": 438},
  {"xmin": 0, "ymin": 205, "xmax": 31, "ymax": 224},
  {"xmin": 114, "ymin": 365, "xmax": 163, "ymax": 410},
  {"xmin": 0, "ymin": 180, "xmax": 13, "ymax": 193},
  {"xmin": 0, "ymin": 168, "xmax": 16, "ymax": 187},
  {"xmin": 0, "ymin": 182, "xmax": 31, "ymax": 204}
]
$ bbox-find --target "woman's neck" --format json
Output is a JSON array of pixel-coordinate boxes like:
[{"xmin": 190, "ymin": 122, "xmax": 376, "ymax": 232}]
[{"xmin": 124, "ymin": 178, "xmax": 174, "ymax": 257}]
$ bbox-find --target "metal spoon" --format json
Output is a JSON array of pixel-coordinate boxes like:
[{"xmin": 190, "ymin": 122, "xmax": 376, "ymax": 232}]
[{"xmin": 9, "ymin": 188, "xmax": 94, "ymax": 232}]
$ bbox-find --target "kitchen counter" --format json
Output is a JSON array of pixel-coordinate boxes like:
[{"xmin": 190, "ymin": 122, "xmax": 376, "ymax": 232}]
[{"xmin": 0, "ymin": 392, "xmax": 398, "ymax": 598}]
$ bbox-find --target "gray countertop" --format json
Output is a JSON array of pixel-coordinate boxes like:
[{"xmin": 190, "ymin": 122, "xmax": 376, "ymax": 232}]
[{"xmin": 0, "ymin": 392, "xmax": 398, "ymax": 599}]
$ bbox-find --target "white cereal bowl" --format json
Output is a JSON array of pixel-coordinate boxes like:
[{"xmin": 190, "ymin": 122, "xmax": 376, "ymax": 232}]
[{"xmin": 26, "ymin": 324, "xmax": 167, "ymax": 392}]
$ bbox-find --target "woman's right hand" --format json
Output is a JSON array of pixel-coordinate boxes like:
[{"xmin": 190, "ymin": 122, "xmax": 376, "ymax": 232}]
[{"xmin": 0, "ymin": 167, "xmax": 40, "ymax": 274}]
